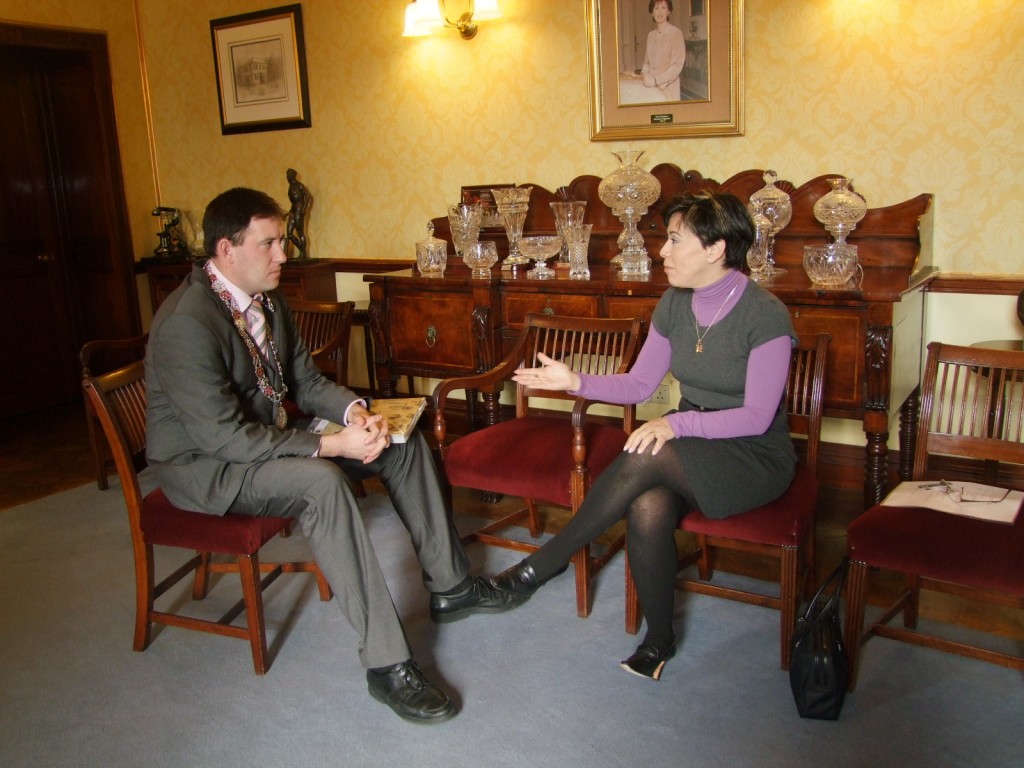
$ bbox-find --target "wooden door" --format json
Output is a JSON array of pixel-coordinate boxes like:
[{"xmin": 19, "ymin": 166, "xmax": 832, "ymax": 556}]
[{"xmin": 0, "ymin": 26, "xmax": 139, "ymax": 417}]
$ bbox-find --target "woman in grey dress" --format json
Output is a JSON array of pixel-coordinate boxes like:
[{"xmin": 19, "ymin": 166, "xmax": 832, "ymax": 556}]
[{"xmin": 491, "ymin": 192, "xmax": 797, "ymax": 680}]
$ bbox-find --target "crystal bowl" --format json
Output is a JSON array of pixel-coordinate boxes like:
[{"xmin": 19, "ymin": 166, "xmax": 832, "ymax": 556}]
[
  {"xmin": 463, "ymin": 241, "xmax": 498, "ymax": 278},
  {"xmin": 803, "ymin": 244, "xmax": 861, "ymax": 287}
]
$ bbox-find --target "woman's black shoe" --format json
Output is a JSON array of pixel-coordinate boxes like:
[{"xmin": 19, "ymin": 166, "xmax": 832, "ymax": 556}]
[
  {"xmin": 489, "ymin": 561, "xmax": 568, "ymax": 598},
  {"xmin": 619, "ymin": 642, "xmax": 676, "ymax": 681}
]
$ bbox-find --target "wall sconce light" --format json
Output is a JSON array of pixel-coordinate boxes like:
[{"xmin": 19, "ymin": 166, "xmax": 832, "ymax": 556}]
[{"xmin": 403, "ymin": 0, "xmax": 502, "ymax": 40}]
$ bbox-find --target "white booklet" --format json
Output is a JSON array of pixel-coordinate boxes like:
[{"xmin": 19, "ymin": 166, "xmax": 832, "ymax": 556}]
[{"xmin": 881, "ymin": 480, "xmax": 1023, "ymax": 524}]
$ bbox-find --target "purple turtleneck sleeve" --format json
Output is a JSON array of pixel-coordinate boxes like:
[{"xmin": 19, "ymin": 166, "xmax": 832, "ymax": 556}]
[{"xmin": 572, "ymin": 328, "xmax": 792, "ymax": 440}]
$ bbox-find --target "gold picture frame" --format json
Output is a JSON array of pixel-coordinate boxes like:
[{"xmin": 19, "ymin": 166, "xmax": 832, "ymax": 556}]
[
  {"xmin": 210, "ymin": 4, "xmax": 311, "ymax": 135},
  {"xmin": 587, "ymin": 0, "xmax": 743, "ymax": 140}
]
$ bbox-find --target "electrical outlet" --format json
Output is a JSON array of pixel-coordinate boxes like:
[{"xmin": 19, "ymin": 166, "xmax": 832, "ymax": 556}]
[{"xmin": 649, "ymin": 383, "xmax": 671, "ymax": 404}]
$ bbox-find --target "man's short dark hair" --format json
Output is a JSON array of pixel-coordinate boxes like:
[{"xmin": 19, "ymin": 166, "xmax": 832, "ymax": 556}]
[{"xmin": 202, "ymin": 187, "xmax": 285, "ymax": 257}]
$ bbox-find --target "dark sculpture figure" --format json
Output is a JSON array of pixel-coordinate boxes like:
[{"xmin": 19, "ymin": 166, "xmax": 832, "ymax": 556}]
[{"xmin": 286, "ymin": 168, "xmax": 312, "ymax": 259}]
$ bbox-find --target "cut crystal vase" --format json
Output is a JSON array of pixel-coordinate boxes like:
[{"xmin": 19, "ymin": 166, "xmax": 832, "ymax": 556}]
[{"xmin": 597, "ymin": 150, "xmax": 661, "ymax": 275}]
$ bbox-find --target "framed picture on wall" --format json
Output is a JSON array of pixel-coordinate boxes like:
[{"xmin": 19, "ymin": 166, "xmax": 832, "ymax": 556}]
[
  {"xmin": 210, "ymin": 4, "xmax": 312, "ymax": 135},
  {"xmin": 587, "ymin": 0, "xmax": 743, "ymax": 140}
]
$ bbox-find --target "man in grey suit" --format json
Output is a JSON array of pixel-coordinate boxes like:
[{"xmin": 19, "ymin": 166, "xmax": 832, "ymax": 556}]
[{"xmin": 145, "ymin": 187, "xmax": 522, "ymax": 724}]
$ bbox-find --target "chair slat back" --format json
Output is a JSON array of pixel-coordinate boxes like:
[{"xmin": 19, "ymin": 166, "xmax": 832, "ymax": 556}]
[
  {"xmin": 83, "ymin": 361, "xmax": 148, "ymax": 519},
  {"xmin": 514, "ymin": 313, "xmax": 644, "ymax": 415},
  {"xmin": 914, "ymin": 341, "xmax": 1024, "ymax": 480},
  {"xmin": 786, "ymin": 333, "xmax": 830, "ymax": 473},
  {"xmin": 290, "ymin": 300, "xmax": 356, "ymax": 383}
]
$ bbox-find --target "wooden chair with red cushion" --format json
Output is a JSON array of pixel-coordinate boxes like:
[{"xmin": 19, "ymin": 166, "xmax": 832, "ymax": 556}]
[
  {"xmin": 843, "ymin": 341, "xmax": 1024, "ymax": 691},
  {"xmin": 83, "ymin": 360, "xmax": 332, "ymax": 675},
  {"xmin": 433, "ymin": 313, "xmax": 644, "ymax": 618},
  {"xmin": 624, "ymin": 332, "xmax": 830, "ymax": 669}
]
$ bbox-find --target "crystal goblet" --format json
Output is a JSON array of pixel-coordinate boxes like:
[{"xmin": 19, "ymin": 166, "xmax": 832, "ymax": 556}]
[
  {"xmin": 491, "ymin": 186, "xmax": 532, "ymax": 267},
  {"xmin": 550, "ymin": 201, "xmax": 587, "ymax": 264},
  {"xmin": 520, "ymin": 236, "xmax": 562, "ymax": 279},
  {"xmin": 463, "ymin": 241, "xmax": 499, "ymax": 279},
  {"xmin": 564, "ymin": 222, "xmax": 593, "ymax": 280},
  {"xmin": 447, "ymin": 203, "xmax": 482, "ymax": 265}
]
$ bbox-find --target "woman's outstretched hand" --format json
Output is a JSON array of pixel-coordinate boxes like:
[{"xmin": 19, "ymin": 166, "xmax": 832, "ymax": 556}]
[{"xmin": 512, "ymin": 352, "xmax": 580, "ymax": 392}]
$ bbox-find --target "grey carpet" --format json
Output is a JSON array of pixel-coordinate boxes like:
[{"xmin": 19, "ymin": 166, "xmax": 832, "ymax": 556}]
[{"xmin": 1, "ymin": 483, "xmax": 1022, "ymax": 768}]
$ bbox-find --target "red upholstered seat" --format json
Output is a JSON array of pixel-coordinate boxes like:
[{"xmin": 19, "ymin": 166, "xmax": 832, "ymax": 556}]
[
  {"xmin": 444, "ymin": 416, "xmax": 629, "ymax": 507},
  {"xmin": 434, "ymin": 313, "xmax": 644, "ymax": 618},
  {"xmin": 624, "ymin": 333, "xmax": 830, "ymax": 670},
  {"xmin": 848, "ymin": 505, "xmax": 1024, "ymax": 598},
  {"xmin": 681, "ymin": 462, "xmax": 818, "ymax": 546},
  {"xmin": 141, "ymin": 488, "xmax": 293, "ymax": 556},
  {"xmin": 843, "ymin": 341, "xmax": 1024, "ymax": 691}
]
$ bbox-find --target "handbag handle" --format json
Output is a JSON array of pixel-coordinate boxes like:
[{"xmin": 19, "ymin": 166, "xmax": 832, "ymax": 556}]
[{"xmin": 800, "ymin": 557, "xmax": 848, "ymax": 620}]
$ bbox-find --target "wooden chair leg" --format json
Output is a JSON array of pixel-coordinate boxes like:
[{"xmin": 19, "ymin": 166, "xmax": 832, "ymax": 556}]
[
  {"xmin": 625, "ymin": 552, "xmax": 642, "ymax": 634},
  {"xmin": 134, "ymin": 542, "xmax": 156, "ymax": 652},
  {"xmin": 238, "ymin": 553, "xmax": 270, "ymax": 675},
  {"xmin": 696, "ymin": 533, "xmax": 712, "ymax": 580},
  {"xmin": 779, "ymin": 545, "xmax": 799, "ymax": 670},
  {"xmin": 903, "ymin": 574, "xmax": 920, "ymax": 628},
  {"xmin": 526, "ymin": 499, "xmax": 542, "ymax": 538},
  {"xmin": 844, "ymin": 559, "xmax": 870, "ymax": 692},
  {"xmin": 314, "ymin": 564, "xmax": 332, "ymax": 601},
  {"xmin": 192, "ymin": 551, "xmax": 211, "ymax": 599},
  {"xmin": 572, "ymin": 544, "xmax": 592, "ymax": 618}
]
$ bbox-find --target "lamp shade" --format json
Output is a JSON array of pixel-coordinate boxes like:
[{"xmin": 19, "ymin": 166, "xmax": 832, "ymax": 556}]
[
  {"xmin": 415, "ymin": 1, "xmax": 446, "ymax": 30},
  {"xmin": 472, "ymin": 0, "xmax": 502, "ymax": 21},
  {"xmin": 402, "ymin": 2, "xmax": 432, "ymax": 36}
]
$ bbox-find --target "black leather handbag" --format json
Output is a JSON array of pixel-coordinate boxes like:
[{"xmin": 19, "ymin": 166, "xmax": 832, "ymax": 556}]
[{"xmin": 789, "ymin": 559, "xmax": 849, "ymax": 720}]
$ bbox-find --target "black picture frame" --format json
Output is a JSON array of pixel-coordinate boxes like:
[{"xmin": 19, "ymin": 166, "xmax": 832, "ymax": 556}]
[{"xmin": 210, "ymin": 4, "xmax": 311, "ymax": 135}]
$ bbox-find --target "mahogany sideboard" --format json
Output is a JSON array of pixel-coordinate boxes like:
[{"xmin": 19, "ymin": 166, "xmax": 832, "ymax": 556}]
[{"xmin": 368, "ymin": 167, "xmax": 935, "ymax": 507}]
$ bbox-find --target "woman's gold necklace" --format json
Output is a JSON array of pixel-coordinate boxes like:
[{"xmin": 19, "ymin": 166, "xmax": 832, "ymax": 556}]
[{"xmin": 693, "ymin": 285, "xmax": 737, "ymax": 353}]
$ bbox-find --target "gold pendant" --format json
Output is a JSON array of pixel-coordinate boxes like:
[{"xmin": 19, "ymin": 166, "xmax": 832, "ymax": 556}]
[
  {"xmin": 695, "ymin": 340, "xmax": 703, "ymax": 353},
  {"xmin": 275, "ymin": 405, "xmax": 288, "ymax": 429}
]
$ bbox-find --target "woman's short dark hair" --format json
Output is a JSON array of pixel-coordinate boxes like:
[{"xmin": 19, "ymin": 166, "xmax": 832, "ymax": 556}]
[
  {"xmin": 649, "ymin": 0, "xmax": 673, "ymax": 14},
  {"xmin": 202, "ymin": 187, "xmax": 285, "ymax": 257},
  {"xmin": 661, "ymin": 192, "xmax": 755, "ymax": 270}
]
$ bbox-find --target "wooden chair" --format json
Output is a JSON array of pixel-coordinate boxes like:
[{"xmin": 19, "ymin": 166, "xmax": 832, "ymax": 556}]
[
  {"xmin": 290, "ymin": 299, "xmax": 356, "ymax": 384},
  {"xmin": 433, "ymin": 313, "xmax": 644, "ymax": 617},
  {"xmin": 624, "ymin": 333, "xmax": 830, "ymax": 669},
  {"xmin": 80, "ymin": 335, "xmax": 149, "ymax": 490},
  {"xmin": 83, "ymin": 360, "xmax": 332, "ymax": 675},
  {"xmin": 843, "ymin": 341, "xmax": 1024, "ymax": 691}
]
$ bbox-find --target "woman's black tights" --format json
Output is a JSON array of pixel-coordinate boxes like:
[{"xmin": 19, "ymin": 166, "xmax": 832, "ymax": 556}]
[{"xmin": 526, "ymin": 446, "xmax": 697, "ymax": 652}]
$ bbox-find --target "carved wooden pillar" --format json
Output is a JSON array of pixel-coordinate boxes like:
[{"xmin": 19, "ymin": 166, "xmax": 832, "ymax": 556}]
[{"xmin": 863, "ymin": 324, "xmax": 894, "ymax": 506}]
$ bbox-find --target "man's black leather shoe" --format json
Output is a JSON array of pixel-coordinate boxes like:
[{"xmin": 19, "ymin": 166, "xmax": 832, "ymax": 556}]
[
  {"xmin": 430, "ymin": 576, "xmax": 528, "ymax": 623},
  {"xmin": 619, "ymin": 642, "xmax": 676, "ymax": 681},
  {"xmin": 366, "ymin": 661, "xmax": 457, "ymax": 724},
  {"xmin": 488, "ymin": 560, "xmax": 568, "ymax": 598}
]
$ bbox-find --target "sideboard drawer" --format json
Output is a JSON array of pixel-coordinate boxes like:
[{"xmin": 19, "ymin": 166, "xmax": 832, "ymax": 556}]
[
  {"xmin": 606, "ymin": 296, "xmax": 658, "ymax": 322},
  {"xmin": 388, "ymin": 290, "xmax": 479, "ymax": 372},
  {"xmin": 503, "ymin": 293, "xmax": 599, "ymax": 325}
]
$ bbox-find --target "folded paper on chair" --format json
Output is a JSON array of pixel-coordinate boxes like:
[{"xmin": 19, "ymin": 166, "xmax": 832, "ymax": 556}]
[
  {"xmin": 307, "ymin": 397, "xmax": 426, "ymax": 444},
  {"xmin": 881, "ymin": 480, "xmax": 1023, "ymax": 524}
]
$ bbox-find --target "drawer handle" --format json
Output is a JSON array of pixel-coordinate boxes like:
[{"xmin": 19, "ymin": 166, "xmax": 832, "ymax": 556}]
[
  {"xmin": 543, "ymin": 306, "xmax": 555, "ymax": 316},
  {"xmin": 425, "ymin": 325, "xmax": 437, "ymax": 347}
]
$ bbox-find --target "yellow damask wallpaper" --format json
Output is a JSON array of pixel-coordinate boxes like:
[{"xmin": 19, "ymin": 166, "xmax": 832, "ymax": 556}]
[
  {"xmin": 3, "ymin": 0, "xmax": 1022, "ymax": 277},
  {"xmin": 135, "ymin": 0, "xmax": 1022, "ymax": 275}
]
